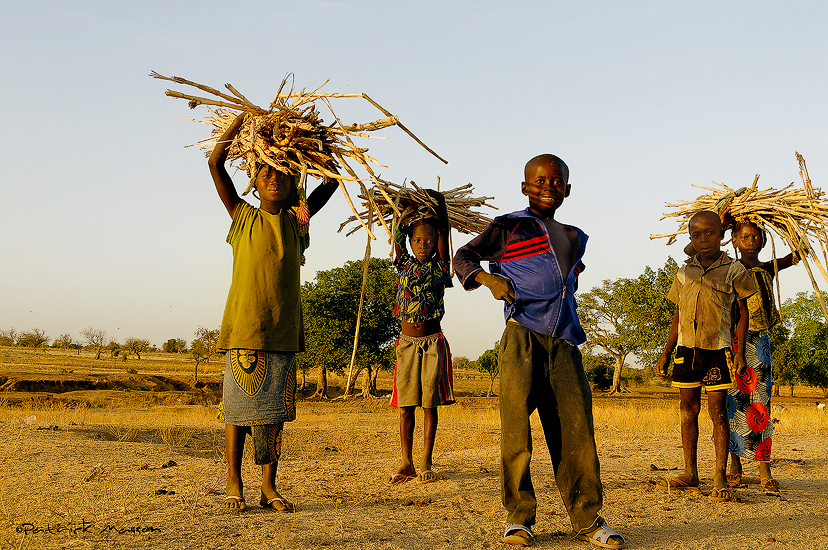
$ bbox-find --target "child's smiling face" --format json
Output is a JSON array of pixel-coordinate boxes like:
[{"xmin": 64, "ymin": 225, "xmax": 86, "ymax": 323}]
[
  {"xmin": 410, "ymin": 223, "xmax": 438, "ymax": 263},
  {"xmin": 522, "ymin": 159, "xmax": 570, "ymax": 218}
]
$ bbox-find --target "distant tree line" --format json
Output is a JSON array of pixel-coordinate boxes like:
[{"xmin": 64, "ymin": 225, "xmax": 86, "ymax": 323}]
[
  {"xmin": 577, "ymin": 258, "xmax": 828, "ymax": 397},
  {"xmin": 5, "ymin": 257, "xmax": 827, "ymax": 398}
]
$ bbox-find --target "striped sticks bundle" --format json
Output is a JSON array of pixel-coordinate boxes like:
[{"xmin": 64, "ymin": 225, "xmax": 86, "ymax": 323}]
[
  {"xmin": 151, "ymin": 71, "xmax": 446, "ymax": 240},
  {"xmin": 338, "ymin": 178, "xmax": 495, "ymax": 237},
  {"xmin": 651, "ymin": 153, "xmax": 828, "ymax": 318}
]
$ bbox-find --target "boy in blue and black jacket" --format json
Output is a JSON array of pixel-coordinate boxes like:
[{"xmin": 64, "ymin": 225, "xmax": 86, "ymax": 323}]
[{"xmin": 453, "ymin": 154, "xmax": 625, "ymax": 549}]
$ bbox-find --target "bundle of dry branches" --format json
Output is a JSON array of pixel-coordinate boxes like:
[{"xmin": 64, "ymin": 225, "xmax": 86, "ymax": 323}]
[
  {"xmin": 651, "ymin": 152, "xmax": 828, "ymax": 319},
  {"xmin": 338, "ymin": 178, "xmax": 496, "ymax": 237},
  {"xmin": 150, "ymin": 71, "xmax": 446, "ymax": 239}
]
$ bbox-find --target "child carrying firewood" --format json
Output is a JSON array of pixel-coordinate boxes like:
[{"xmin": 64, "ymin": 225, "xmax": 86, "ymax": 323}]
[
  {"xmin": 387, "ymin": 190, "xmax": 455, "ymax": 486},
  {"xmin": 211, "ymin": 112, "xmax": 339, "ymax": 512},
  {"xmin": 656, "ymin": 210, "xmax": 756, "ymax": 503}
]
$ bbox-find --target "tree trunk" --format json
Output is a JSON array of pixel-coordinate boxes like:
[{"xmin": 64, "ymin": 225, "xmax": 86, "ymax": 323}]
[
  {"xmin": 789, "ymin": 385, "xmax": 795, "ymax": 397},
  {"xmin": 298, "ymin": 369, "xmax": 306, "ymax": 392},
  {"xmin": 360, "ymin": 365, "xmax": 373, "ymax": 397},
  {"xmin": 773, "ymin": 384, "xmax": 780, "ymax": 397},
  {"xmin": 344, "ymin": 368, "xmax": 362, "ymax": 396},
  {"xmin": 370, "ymin": 367, "xmax": 379, "ymax": 394},
  {"xmin": 487, "ymin": 373, "xmax": 496, "ymax": 397},
  {"xmin": 609, "ymin": 353, "xmax": 627, "ymax": 395},
  {"xmin": 193, "ymin": 360, "xmax": 199, "ymax": 384},
  {"xmin": 312, "ymin": 365, "xmax": 328, "ymax": 399}
]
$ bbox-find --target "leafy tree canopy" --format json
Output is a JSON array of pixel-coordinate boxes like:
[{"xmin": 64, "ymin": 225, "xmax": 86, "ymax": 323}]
[
  {"xmin": 579, "ymin": 257, "xmax": 678, "ymax": 393},
  {"xmin": 299, "ymin": 258, "xmax": 399, "ymax": 375}
]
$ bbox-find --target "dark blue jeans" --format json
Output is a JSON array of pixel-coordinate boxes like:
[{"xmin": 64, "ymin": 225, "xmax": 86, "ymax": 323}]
[{"xmin": 498, "ymin": 322, "xmax": 604, "ymax": 533}]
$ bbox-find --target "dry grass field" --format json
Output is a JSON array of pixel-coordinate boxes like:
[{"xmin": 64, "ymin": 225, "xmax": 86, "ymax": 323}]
[{"xmin": 1, "ymin": 347, "xmax": 827, "ymax": 549}]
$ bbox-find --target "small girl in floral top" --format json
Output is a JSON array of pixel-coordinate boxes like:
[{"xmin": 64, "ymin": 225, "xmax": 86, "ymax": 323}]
[{"xmin": 387, "ymin": 190, "xmax": 455, "ymax": 485}]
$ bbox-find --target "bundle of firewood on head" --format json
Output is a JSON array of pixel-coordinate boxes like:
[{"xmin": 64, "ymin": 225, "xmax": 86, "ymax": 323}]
[
  {"xmin": 338, "ymin": 177, "xmax": 496, "ymax": 237},
  {"xmin": 150, "ymin": 71, "xmax": 446, "ymax": 239},
  {"xmin": 651, "ymin": 152, "xmax": 828, "ymax": 319}
]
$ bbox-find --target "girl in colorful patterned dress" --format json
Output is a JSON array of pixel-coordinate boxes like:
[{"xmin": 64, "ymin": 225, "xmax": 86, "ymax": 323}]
[
  {"xmin": 210, "ymin": 113, "xmax": 338, "ymax": 511},
  {"xmin": 727, "ymin": 221, "xmax": 800, "ymax": 492},
  {"xmin": 387, "ymin": 190, "xmax": 455, "ymax": 485}
]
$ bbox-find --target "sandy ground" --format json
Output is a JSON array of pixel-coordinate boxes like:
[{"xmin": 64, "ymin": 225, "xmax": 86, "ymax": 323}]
[{"xmin": 1, "ymin": 395, "xmax": 827, "ymax": 550}]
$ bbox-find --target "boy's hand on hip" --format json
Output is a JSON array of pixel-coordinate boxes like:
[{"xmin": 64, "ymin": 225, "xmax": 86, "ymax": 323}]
[{"xmin": 477, "ymin": 272, "xmax": 515, "ymax": 304}]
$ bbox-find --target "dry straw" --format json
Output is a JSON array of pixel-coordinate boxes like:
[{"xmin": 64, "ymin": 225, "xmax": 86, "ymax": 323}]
[
  {"xmin": 150, "ymin": 71, "xmax": 446, "ymax": 240},
  {"xmin": 651, "ymin": 152, "xmax": 828, "ymax": 319},
  {"xmin": 338, "ymin": 177, "xmax": 496, "ymax": 237}
]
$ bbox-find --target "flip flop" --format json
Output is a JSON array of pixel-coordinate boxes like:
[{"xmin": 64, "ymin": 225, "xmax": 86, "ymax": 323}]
[
  {"xmin": 726, "ymin": 473, "xmax": 742, "ymax": 487},
  {"xmin": 386, "ymin": 473, "xmax": 416, "ymax": 486},
  {"xmin": 575, "ymin": 522, "xmax": 626, "ymax": 549},
  {"xmin": 259, "ymin": 494, "xmax": 295, "ymax": 512},
  {"xmin": 417, "ymin": 470, "xmax": 438, "ymax": 484},
  {"xmin": 657, "ymin": 478, "xmax": 700, "ymax": 492},
  {"xmin": 760, "ymin": 478, "xmax": 780, "ymax": 492},
  {"xmin": 223, "ymin": 495, "xmax": 247, "ymax": 511},
  {"xmin": 708, "ymin": 487, "xmax": 733, "ymax": 502},
  {"xmin": 500, "ymin": 527, "xmax": 533, "ymax": 547}
]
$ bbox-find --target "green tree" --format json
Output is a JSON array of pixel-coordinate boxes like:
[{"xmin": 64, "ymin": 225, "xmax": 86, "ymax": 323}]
[
  {"xmin": 582, "ymin": 351, "xmax": 614, "ymax": 391},
  {"xmin": 17, "ymin": 328, "xmax": 49, "ymax": 350},
  {"xmin": 0, "ymin": 328, "xmax": 17, "ymax": 347},
  {"xmin": 191, "ymin": 327, "xmax": 220, "ymax": 383},
  {"xmin": 53, "ymin": 333, "xmax": 75, "ymax": 351},
  {"xmin": 579, "ymin": 258, "xmax": 678, "ymax": 394},
  {"xmin": 123, "ymin": 337, "xmax": 151, "ymax": 360},
  {"xmin": 477, "ymin": 342, "xmax": 500, "ymax": 397},
  {"xmin": 452, "ymin": 355, "xmax": 473, "ymax": 371},
  {"xmin": 769, "ymin": 323, "xmax": 797, "ymax": 396},
  {"xmin": 299, "ymin": 258, "xmax": 399, "ymax": 397},
  {"xmin": 107, "ymin": 340, "xmax": 121, "ymax": 358},
  {"xmin": 81, "ymin": 327, "xmax": 109, "ymax": 359},
  {"xmin": 163, "ymin": 338, "xmax": 188, "ymax": 353},
  {"xmin": 779, "ymin": 292, "xmax": 828, "ymax": 396},
  {"xmin": 622, "ymin": 258, "xmax": 679, "ymax": 366}
]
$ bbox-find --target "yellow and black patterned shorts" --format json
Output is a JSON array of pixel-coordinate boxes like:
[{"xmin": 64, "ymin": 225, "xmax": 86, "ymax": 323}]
[{"xmin": 671, "ymin": 346, "xmax": 734, "ymax": 391}]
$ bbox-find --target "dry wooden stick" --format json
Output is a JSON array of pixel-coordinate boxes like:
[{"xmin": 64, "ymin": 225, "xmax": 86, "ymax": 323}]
[
  {"xmin": 339, "ymin": 178, "xmax": 496, "ymax": 237},
  {"xmin": 151, "ymin": 71, "xmax": 446, "ymax": 239},
  {"xmin": 651, "ymin": 153, "xmax": 828, "ymax": 320}
]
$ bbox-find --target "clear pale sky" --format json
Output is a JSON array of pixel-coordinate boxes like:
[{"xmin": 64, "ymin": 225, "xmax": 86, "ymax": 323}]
[{"xmin": 2, "ymin": 1, "xmax": 826, "ymax": 361}]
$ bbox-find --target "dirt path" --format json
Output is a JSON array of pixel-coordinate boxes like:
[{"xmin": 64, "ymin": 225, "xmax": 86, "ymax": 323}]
[{"xmin": 2, "ymin": 398, "xmax": 827, "ymax": 549}]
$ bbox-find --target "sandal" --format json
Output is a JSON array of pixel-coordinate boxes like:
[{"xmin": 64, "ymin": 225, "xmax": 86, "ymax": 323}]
[
  {"xmin": 760, "ymin": 477, "xmax": 780, "ymax": 492},
  {"xmin": 726, "ymin": 473, "xmax": 741, "ymax": 487},
  {"xmin": 501, "ymin": 525, "xmax": 534, "ymax": 547},
  {"xmin": 417, "ymin": 469, "xmax": 438, "ymax": 484},
  {"xmin": 260, "ymin": 493, "xmax": 294, "ymax": 512},
  {"xmin": 708, "ymin": 487, "xmax": 733, "ymax": 502},
  {"xmin": 386, "ymin": 473, "xmax": 416, "ymax": 486},
  {"xmin": 223, "ymin": 495, "xmax": 247, "ymax": 511},
  {"xmin": 657, "ymin": 478, "xmax": 699, "ymax": 492},
  {"xmin": 575, "ymin": 522, "xmax": 626, "ymax": 549}
]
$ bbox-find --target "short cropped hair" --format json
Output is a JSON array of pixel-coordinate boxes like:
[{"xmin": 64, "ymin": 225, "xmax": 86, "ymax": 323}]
[
  {"xmin": 688, "ymin": 210, "xmax": 721, "ymax": 228},
  {"xmin": 525, "ymin": 154, "xmax": 569, "ymax": 182}
]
